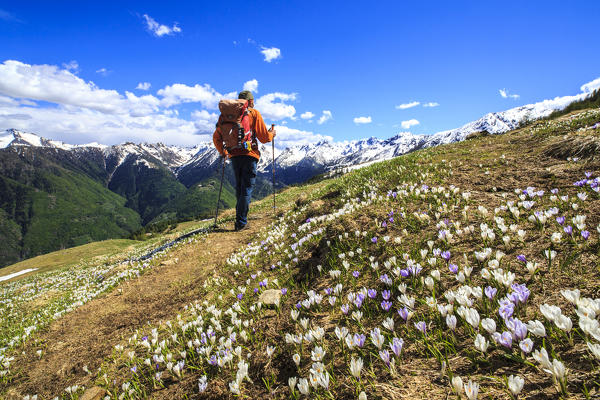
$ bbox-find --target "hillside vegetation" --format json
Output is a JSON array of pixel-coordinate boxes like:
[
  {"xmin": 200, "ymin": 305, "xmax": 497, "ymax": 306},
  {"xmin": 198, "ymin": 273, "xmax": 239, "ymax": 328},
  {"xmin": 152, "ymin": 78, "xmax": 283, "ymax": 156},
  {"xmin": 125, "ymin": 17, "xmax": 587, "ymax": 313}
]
[{"xmin": 1, "ymin": 107, "xmax": 599, "ymax": 399}]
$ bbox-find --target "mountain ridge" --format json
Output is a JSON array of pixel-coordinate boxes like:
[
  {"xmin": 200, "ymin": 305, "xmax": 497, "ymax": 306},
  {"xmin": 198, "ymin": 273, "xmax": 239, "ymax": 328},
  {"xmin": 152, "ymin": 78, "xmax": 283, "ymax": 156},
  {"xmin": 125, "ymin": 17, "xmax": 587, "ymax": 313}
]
[{"xmin": 1, "ymin": 86, "xmax": 592, "ymax": 184}]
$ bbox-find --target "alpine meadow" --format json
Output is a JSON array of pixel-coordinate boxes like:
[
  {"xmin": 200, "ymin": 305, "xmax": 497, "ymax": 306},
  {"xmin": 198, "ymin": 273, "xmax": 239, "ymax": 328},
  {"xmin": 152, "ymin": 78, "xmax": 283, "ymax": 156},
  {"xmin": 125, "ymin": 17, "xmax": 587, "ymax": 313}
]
[{"xmin": 1, "ymin": 2, "xmax": 600, "ymax": 400}]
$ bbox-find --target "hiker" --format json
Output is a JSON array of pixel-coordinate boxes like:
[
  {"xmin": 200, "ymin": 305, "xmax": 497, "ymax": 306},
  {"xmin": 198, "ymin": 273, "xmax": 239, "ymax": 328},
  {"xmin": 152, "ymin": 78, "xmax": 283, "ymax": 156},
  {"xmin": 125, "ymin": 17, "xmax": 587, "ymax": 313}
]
[{"xmin": 213, "ymin": 90, "xmax": 276, "ymax": 231}]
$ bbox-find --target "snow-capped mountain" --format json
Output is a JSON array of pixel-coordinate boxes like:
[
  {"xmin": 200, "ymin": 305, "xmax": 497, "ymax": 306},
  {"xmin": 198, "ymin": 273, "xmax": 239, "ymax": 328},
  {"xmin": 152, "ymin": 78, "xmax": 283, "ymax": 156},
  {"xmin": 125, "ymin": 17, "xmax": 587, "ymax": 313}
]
[{"xmin": 1, "ymin": 87, "xmax": 594, "ymax": 187}]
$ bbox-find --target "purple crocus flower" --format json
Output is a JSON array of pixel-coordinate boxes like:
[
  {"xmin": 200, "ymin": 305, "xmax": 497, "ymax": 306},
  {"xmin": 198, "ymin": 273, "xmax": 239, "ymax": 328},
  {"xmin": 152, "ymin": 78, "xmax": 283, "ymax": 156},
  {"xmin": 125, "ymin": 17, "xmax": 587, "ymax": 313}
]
[
  {"xmin": 381, "ymin": 300, "xmax": 392, "ymax": 311},
  {"xmin": 398, "ymin": 307, "xmax": 410, "ymax": 321},
  {"xmin": 389, "ymin": 217, "xmax": 394, "ymax": 223},
  {"xmin": 585, "ymin": 171, "xmax": 593, "ymax": 178},
  {"xmin": 511, "ymin": 283, "xmax": 530, "ymax": 303},
  {"xmin": 414, "ymin": 321, "xmax": 427, "ymax": 334},
  {"xmin": 409, "ymin": 264, "xmax": 423, "ymax": 276},
  {"xmin": 209, "ymin": 355, "xmax": 218, "ymax": 365},
  {"xmin": 556, "ymin": 216, "xmax": 565, "ymax": 225},
  {"xmin": 564, "ymin": 225, "xmax": 573, "ymax": 235},
  {"xmin": 353, "ymin": 333, "xmax": 366, "ymax": 347},
  {"xmin": 281, "ymin": 288, "xmax": 288, "ymax": 295},
  {"xmin": 400, "ymin": 269, "xmax": 410, "ymax": 278},
  {"xmin": 296, "ymin": 302, "xmax": 302, "ymax": 309},
  {"xmin": 324, "ymin": 288, "xmax": 333, "ymax": 295},
  {"xmin": 508, "ymin": 291, "xmax": 520, "ymax": 304},
  {"xmin": 498, "ymin": 299, "xmax": 515, "ymax": 320},
  {"xmin": 390, "ymin": 337, "xmax": 404, "ymax": 357},
  {"xmin": 519, "ymin": 338, "xmax": 534, "ymax": 353},
  {"xmin": 131, "ymin": 365, "xmax": 137, "ymax": 373},
  {"xmin": 352, "ymin": 270, "xmax": 360, "ymax": 278},
  {"xmin": 582, "ymin": 230, "xmax": 590, "ymax": 240},
  {"xmin": 379, "ymin": 349, "xmax": 391, "ymax": 366},
  {"xmin": 493, "ymin": 331, "xmax": 513, "ymax": 348},
  {"xmin": 372, "ymin": 237, "xmax": 378, "ymax": 244},
  {"xmin": 237, "ymin": 293, "xmax": 243, "ymax": 300},
  {"xmin": 517, "ymin": 254, "xmax": 527, "ymax": 263},
  {"xmin": 382, "ymin": 221, "xmax": 387, "ymax": 228},
  {"xmin": 354, "ymin": 293, "xmax": 365, "ymax": 309},
  {"xmin": 551, "ymin": 188, "xmax": 559, "ymax": 194},
  {"xmin": 341, "ymin": 304, "xmax": 349, "ymax": 314},
  {"xmin": 508, "ymin": 318, "xmax": 528, "ymax": 341},
  {"xmin": 253, "ymin": 288, "xmax": 259, "ymax": 294},
  {"xmin": 382, "ymin": 290, "xmax": 391, "ymax": 300},
  {"xmin": 484, "ymin": 286, "xmax": 497, "ymax": 300},
  {"xmin": 441, "ymin": 251, "xmax": 451, "ymax": 262},
  {"xmin": 368, "ymin": 289, "xmax": 377, "ymax": 299},
  {"xmin": 448, "ymin": 263, "xmax": 459, "ymax": 274}
]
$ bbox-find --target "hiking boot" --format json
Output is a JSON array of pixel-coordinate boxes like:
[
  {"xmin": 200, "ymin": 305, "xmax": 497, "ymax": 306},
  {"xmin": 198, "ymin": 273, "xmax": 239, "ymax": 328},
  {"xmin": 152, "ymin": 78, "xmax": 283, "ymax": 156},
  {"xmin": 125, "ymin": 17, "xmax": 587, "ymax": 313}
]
[{"xmin": 235, "ymin": 223, "xmax": 248, "ymax": 232}]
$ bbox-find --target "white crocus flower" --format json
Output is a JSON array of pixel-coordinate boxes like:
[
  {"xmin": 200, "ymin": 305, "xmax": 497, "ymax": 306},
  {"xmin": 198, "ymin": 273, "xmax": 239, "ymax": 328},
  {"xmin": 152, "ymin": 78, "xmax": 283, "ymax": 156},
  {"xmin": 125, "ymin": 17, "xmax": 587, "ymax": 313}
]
[
  {"xmin": 311, "ymin": 346, "xmax": 325, "ymax": 362},
  {"xmin": 561, "ymin": 289, "xmax": 580, "ymax": 304},
  {"xmin": 587, "ymin": 342, "xmax": 600, "ymax": 359},
  {"xmin": 507, "ymin": 375, "xmax": 524, "ymax": 396},
  {"xmin": 474, "ymin": 334, "xmax": 489, "ymax": 353},
  {"xmin": 554, "ymin": 315, "xmax": 572, "ymax": 333},
  {"xmin": 451, "ymin": 376, "xmax": 463, "ymax": 394},
  {"xmin": 551, "ymin": 232, "xmax": 562, "ymax": 244},
  {"xmin": 293, "ymin": 353, "xmax": 301, "ymax": 366},
  {"xmin": 350, "ymin": 357, "xmax": 363, "ymax": 379},
  {"xmin": 464, "ymin": 379, "xmax": 479, "ymax": 400},
  {"xmin": 527, "ymin": 320, "xmax": 546, "ymax": 337},
  {"xmin": 532, "ymin": 348, "xmax": 552, "ymax": 371},
  {"xmin": 297, "ymin": 378, "xmax": 310, "ymax": 395},
  {"xmin": 481, "ymin": 318, "xmax": 496, "ymax": 334},
  {"xmin": 288, "ymin": 376, "xmax": 297, "ymax": 392},
  {"xmin": 382, "ymin": 317, "xmax": 394, "ymax": 331}
]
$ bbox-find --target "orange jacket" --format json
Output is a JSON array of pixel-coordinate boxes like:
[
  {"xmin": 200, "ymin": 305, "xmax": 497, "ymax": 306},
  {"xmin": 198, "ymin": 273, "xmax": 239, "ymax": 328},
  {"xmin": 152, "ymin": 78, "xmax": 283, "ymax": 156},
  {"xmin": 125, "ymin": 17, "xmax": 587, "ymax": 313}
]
[{"xmin": 213, "ymin": 108, "xmax": 274, "ymax": 160}]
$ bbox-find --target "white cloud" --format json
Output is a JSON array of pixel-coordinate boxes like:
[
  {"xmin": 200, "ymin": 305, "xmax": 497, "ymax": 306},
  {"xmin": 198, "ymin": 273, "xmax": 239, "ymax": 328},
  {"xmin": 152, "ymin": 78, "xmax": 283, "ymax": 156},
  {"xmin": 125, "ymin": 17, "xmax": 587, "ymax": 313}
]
[
  {"xmin": 143, "ymin": 14, "xmax": 182, "ymax": 37},
  {"xmin": 254, "ymin": 92, "xmax": 296, "ymax": 121},
  {"xmin": 261, "ymin": 47, "xmax": 281, "ymax": 62},
  {"xmin": 423, "ymin": 102, "xmax": 439, "ymax": 107},
  {"xmin": 272, "ymin": 125, "xmax": 333, "ymax": 149},
  {"xmin": 499, "ymin": 88, "xmax": 520, "ymax": 99},
  {"xmin": 0, "ymin": 102, "xmax": 203, "ymax": 146},
  {"xmin": 243, "ymin": 79, "xmax": 258, "ymax": 93},
  {"xmin": 317, "ymin": 110, "xmax": 332, "ymax": 125},
  {"xmin": 581, "ymin": 77, "xmax": 600, "ymax": 93},
  {"xmin": 401, "ymin": 119, "xmax": 419, "ymax": 129},
  {"xmin": 0, "ymin": 59, "xmax": 326, "ymax": 148},
  {"xmin": 0, "ymin": 60, "xmax": 160, "ymax": 116},
  {"xmin": 396, "ymin": 101, "xmax": 419, "ymax": 110},
  {"xmin": 157, "ymin": 83, "xmax": 234, "ymax": 109},
  {"xmin": 300, "ymin": 111, "xmax": 315, "ymax": 120},
  {"xmin": 191, "ymin": 109, "xmax": 219, "ymax": 134},
  {"xmin": 62, "ymin": 60, "xmax": 79, "ymax": 73},
  {"xmin": 96, "ymin": 68, "xmax": 110, "ymax": 76},
  {"xmin": 353, "ymin": 116, "xmax": 372, "ymax": 124},
  {"xmin": 136, "ymin": 82, "xmax": 151, "ymax": 90}
]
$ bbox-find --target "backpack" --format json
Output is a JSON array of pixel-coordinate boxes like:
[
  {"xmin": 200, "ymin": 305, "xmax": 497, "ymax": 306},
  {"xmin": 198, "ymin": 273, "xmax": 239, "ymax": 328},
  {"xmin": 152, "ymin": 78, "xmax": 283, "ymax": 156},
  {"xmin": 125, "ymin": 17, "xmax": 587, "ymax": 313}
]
[{"xmin": 217, "ymin": 99, "xmax": 255, "ymax": 152}]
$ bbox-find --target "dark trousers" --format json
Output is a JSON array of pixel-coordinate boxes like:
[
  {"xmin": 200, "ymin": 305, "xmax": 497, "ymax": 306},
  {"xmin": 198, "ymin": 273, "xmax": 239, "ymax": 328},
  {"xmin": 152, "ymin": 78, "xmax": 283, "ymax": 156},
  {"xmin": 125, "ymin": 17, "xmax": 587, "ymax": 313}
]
[{"xmin": 231, "ymin": 155, "xmax": 257, "ymax": 227}]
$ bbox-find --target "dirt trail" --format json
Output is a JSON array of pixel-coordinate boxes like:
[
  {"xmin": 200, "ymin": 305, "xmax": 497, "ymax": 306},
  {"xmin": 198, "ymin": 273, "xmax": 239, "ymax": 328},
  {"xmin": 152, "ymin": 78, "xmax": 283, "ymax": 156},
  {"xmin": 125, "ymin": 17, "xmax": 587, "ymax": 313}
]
[{"xmin": 4, "ymin": 213, "xmax": 273, "ymax": 399}]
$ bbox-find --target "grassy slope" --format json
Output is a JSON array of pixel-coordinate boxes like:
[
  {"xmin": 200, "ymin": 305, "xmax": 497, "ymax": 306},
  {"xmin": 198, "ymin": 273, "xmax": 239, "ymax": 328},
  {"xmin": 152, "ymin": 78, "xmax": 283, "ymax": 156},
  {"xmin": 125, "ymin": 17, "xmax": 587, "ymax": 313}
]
[{"xmin": 1, "ymin": 107, "xmax": 599, "ymax": 399}]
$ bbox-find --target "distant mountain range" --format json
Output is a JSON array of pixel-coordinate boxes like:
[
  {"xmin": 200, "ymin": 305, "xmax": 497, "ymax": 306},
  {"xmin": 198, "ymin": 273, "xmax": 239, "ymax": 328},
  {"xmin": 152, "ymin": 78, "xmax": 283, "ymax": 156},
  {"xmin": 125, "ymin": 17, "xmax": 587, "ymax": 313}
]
[{"xmin": 0, "ymin": 87, "xmax": 594, "ymax": 267}]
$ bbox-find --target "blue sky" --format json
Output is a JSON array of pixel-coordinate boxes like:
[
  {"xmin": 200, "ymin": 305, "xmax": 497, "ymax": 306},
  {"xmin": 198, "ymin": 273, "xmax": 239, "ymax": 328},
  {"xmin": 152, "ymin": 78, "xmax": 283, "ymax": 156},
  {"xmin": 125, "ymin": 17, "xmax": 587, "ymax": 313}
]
[{"xmin": 0, "ymin": 1, "xmax": 599, "ymax": 148}]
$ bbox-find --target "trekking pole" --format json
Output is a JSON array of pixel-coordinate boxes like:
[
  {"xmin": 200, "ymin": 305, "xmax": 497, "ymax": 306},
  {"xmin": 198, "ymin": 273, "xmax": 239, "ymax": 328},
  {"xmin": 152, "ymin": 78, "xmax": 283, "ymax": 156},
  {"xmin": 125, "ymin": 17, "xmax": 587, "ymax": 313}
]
[
  {"xmin": 271, "ymin": 124, "xmax": 276, "ymax": 213},
  {"xmin": 213, "ymin": 155, "xmax": 226, "ymax": 227}
]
